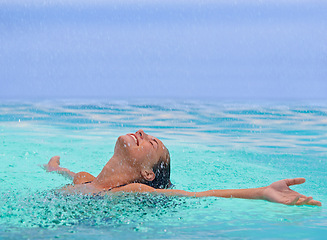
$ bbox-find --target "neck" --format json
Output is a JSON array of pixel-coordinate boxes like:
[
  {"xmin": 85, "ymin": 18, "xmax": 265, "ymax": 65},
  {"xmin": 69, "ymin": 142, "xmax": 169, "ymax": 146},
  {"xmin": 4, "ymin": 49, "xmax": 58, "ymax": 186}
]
[{"xmin": 92, "ymin": 154, "xmax": 140, "ymax": 190}]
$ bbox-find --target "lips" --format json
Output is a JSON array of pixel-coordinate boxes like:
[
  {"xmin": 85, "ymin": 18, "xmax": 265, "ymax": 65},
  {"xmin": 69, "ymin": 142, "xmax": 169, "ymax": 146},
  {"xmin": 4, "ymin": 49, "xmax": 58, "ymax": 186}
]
[{"xmin": 129, "ymin": 134, "xmax": 139, "ymax": 146}]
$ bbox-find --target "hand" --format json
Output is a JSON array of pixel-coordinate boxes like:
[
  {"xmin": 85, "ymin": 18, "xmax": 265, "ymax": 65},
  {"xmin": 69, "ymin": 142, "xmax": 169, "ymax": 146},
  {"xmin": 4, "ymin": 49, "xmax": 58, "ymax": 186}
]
[
  {"xmin": 263, "ymin": 178, "xmax": 322, "ymax": 206},
  {"xmin": 42, "ymin": 156, "xmax": 76, "ymax": 180},
  {"xmin": 42, "ymin": 156, "xmax": 61, "ymax": 172}
]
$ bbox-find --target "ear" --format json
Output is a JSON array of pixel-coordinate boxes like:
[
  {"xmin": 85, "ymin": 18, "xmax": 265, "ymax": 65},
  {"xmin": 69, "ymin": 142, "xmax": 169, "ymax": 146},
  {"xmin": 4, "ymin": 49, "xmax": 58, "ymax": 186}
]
[{"xmin": 141, "ymin": 169, "xmax": 155, "ymax": 182}]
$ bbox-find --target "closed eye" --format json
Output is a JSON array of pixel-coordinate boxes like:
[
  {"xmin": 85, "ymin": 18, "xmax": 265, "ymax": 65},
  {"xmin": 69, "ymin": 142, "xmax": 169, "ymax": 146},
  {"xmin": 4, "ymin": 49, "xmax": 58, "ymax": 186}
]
[
  {"xmin": 153, "ymin": 139, "xmax": 159, "ymax": 148},
  {"xmin": 150, "ymin": 139, "xmax": 158, "ymax": 149}
]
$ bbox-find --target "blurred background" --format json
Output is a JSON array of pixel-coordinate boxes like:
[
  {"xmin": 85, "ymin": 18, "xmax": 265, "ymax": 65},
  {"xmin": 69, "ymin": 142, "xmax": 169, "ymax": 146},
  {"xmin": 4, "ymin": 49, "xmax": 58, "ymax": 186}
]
[{"xmin": 0, "ymin": 0, "xmax": 326, "ymax": 100}]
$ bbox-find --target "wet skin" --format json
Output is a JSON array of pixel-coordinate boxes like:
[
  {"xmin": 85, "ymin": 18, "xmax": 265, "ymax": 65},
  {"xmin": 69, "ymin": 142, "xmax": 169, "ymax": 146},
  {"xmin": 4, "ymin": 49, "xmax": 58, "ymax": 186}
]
[
  {"xmin": 46, "ymin": 130, "xmax": 169, "ymax": 194},
  {"xmin": 44, "ymin": 130, "xmax": 322, "ymax": 206},
  {"xmin": 114, "ymin": 130, "xmax": 168, "ymax": 172}
]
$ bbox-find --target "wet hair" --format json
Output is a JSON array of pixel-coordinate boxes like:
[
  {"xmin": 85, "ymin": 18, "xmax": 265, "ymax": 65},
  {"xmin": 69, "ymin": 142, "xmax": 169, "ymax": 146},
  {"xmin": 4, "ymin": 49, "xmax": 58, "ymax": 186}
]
[{"xmin": 145, "ymin": 151, "xmax": 172, "ymax": 189}]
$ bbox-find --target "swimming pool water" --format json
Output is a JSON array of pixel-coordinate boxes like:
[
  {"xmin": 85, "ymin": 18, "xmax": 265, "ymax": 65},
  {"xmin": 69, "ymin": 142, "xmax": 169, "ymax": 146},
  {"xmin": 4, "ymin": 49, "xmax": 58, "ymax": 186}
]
[{"xmin": 0, "ymin": 99, "xmax": 326, "ymax": 239}]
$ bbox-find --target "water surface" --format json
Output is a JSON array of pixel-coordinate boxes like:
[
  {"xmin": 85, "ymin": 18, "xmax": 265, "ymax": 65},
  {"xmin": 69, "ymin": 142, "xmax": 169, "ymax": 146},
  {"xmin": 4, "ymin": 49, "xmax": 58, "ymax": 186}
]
[{"xmin": 0, "ymin": 100, "xmax": 326, "ymax": 239}]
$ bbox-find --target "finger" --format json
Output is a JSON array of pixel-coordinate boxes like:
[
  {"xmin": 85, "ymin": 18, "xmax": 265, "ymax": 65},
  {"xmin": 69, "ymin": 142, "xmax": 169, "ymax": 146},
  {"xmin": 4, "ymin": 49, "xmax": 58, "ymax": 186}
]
[
  {"xmin": 296, "ymin": 197, "xmax": 313, "ymax": 205},
  {"xmin": 285, "ymin": 178, "xmax": 306, "ymax": 187},
  {"xmin": 289, "ymin": 195, "xmax": 300, "ymax": 205},
  {"xmin": 306, "ymin": 199, "xmax": 322, "ymax": 207}
]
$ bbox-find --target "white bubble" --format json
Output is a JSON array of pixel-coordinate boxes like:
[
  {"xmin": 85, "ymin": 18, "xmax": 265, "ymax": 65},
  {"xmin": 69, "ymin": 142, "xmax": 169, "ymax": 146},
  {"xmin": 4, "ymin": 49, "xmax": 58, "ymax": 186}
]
[{"xmin": 127, "ymin": 143, "xmax": 130, "ymax": 146}]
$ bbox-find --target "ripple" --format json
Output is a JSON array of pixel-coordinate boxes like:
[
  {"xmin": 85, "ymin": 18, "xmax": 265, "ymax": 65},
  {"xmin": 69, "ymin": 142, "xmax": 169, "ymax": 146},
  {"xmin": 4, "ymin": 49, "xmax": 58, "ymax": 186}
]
[{"xmin": 0, "ymin": 100, "xmax": 326, "ymax": 238}]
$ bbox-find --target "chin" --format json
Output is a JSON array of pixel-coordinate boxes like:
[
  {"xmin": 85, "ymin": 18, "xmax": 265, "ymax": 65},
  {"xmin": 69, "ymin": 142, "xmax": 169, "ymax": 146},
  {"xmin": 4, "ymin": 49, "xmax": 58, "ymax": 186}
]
[{"xmin": 114, "ymin": 135, "xmax": 132, "ymax": 155}]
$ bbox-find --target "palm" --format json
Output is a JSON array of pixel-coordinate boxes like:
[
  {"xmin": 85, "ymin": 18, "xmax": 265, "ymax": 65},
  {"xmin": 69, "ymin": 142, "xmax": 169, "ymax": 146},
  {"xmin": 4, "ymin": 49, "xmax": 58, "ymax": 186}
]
[{"xmin": 263, "ymin": 178, "xmax": 321, "ymax": 206}]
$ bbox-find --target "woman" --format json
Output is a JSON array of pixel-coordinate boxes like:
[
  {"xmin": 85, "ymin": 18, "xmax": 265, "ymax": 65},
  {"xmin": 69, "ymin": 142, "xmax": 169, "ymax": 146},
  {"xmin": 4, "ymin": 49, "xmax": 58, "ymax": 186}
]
[{"xmin": 44, "ymin": 130, "xmax": 322, "ymax": 206}]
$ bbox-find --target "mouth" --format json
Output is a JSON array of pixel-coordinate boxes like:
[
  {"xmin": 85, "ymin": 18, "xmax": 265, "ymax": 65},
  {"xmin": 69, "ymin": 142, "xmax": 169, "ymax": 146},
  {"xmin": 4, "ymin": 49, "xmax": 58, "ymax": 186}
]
[{"xmin": 128, "ymin": 134, "xmax": 139, "ymax": 146}]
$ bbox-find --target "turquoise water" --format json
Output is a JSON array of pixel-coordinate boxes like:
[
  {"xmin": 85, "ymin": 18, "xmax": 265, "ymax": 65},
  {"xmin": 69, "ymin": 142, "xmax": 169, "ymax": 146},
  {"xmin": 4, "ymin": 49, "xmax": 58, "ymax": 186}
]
[{"xmin": 0, "ymin": 100, "xmax": 326, "ymax": 239}]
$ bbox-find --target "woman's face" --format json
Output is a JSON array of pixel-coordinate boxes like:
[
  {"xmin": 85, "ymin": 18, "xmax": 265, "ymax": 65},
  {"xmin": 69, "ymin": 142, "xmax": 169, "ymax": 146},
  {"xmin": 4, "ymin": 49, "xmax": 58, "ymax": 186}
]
[{"xmin": 114, "ymin": 130, "xmax": 168, "ymax": 169}]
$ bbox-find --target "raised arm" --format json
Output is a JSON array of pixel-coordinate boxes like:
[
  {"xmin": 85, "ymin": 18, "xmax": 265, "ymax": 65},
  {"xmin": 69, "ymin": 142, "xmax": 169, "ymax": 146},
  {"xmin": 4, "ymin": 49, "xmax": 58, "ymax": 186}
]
[
  {"xmin": 114, "ymin": 178, "xmax": 321, "ymax": 206},
  {"xmin": 43, "ymin": 156, "xmax": 95, "ymax": 184}
]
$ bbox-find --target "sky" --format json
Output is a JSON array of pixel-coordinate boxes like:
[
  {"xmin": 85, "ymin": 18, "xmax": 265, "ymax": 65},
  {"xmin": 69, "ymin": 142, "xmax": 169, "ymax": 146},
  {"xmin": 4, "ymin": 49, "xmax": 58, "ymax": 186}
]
[{"xmin": 0, "ymin": 0, "xmax": 326, "ymax": 100}]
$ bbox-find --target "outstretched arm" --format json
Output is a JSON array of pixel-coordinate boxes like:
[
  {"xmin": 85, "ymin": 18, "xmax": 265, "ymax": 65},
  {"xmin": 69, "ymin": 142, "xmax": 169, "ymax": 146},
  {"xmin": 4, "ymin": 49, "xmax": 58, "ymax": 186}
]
[
  {"xmin": 114, "ymin": 178, "xmax": 321, "ymax": 206},
  {"xmin": 262, "ymin": 178, "xmax": 321, "ymax": 205},
  {"xmin": 43, "ymin": 156, "xmax": 95, "ymax": 184}
]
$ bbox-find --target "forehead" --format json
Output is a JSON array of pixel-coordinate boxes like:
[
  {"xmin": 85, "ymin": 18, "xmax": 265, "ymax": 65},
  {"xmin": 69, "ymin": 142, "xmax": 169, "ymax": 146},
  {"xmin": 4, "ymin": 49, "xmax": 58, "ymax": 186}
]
[
  {"xmin": 149, "ymin": 135, "xmax": 169, "ymax": 157},
  {"xmin": 149, "ymin": 135, "xmax": 165, "ymax": 148}
]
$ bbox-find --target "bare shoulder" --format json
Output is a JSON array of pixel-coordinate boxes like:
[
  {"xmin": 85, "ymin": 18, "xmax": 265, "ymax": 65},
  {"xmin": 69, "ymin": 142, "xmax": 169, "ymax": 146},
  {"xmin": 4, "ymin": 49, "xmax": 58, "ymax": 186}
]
[
  {"xmin": 110, "ymin": 183, "xmax": 156, "ymax": 193},
  {"xmin": 58, "ymin": 182, "xmax": 104, "ymax": 195}
]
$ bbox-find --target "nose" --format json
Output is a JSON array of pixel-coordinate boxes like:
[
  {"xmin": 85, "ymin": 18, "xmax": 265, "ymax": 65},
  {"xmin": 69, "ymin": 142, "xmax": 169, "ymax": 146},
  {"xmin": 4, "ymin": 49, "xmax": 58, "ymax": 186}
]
[{"xmin": 136, "ymin": 129, "xmax": 147, "ymax": 139}]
